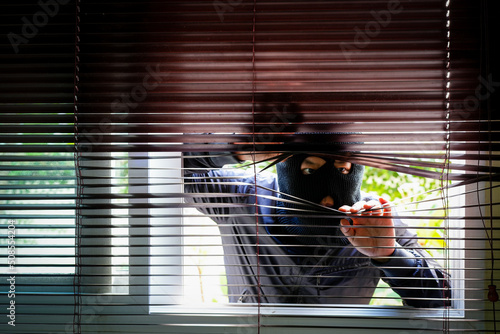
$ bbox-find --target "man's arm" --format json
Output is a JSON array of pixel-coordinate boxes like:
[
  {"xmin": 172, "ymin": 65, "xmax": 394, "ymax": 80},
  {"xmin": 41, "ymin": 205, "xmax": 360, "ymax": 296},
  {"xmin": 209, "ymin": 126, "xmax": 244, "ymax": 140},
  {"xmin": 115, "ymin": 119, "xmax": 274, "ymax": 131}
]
[
  {"xmin": 183, "ymin": 151, "xmax": 242, "ymax": 175},
  {"xmin": 183, "ymin": 152, "xmax": 247, "ymax": 217},
  {"xmin": 183, "ymin": 150, "xmax": 282, "ymax": 174},
  {"xmin": 372, "ymin": 241, "xmax": 451, "ymax": 308},
  {"xmin": 183, "ymin": 152, "xmax": 279, "ymax": 220},
  {"xmin": 339, "ymin": 199, "xmax": 451, "ymax": 308}
]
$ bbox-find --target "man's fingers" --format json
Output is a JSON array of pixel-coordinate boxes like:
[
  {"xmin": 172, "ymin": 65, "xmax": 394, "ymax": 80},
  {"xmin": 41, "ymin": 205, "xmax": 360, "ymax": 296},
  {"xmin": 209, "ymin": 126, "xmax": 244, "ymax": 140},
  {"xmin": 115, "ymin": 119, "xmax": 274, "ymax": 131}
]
[
  {"xmin": 363, "ymin": 200, "xmax": 382, "ymax": 215},
  {"xmin": 339, "ymin": 205, "xmax": 351, "ymax": 213},
  {"xmin": 340, "ymin": 219, "xmax": 355, "ymax": 237},
  {"xmin": 381, "ymin": 197, "xmax": 392, "ymax": 216},
  {"xmin": 350, "ymin": 201, "xmax": 366, "ymax": 213}
]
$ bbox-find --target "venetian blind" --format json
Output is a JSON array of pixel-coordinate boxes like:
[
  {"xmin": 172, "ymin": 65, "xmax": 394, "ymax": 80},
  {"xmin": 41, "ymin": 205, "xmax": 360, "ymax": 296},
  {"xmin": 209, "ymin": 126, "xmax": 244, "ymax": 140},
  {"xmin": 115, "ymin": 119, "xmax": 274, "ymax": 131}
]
[
  {"xmin": 1, "ymin": 0, "xmax": 499, "ymax": 333},
  {"xmin": 0, "ymin": 0, "xmax": 78, "ymax": 333}
]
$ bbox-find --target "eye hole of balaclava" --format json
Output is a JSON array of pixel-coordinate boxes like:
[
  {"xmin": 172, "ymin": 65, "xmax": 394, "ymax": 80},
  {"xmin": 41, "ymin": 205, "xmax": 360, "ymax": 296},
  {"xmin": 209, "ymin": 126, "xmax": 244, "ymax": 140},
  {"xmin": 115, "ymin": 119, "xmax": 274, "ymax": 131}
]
[{"xmin": 274, "ymin": 154, "xmax": 364, "ymax": 251}]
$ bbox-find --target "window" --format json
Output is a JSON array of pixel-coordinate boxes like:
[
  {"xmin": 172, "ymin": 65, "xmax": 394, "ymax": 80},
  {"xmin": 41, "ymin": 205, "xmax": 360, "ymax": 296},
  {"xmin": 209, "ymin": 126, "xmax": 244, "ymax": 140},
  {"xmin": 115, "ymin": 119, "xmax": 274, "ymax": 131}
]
[
  {"xmin": 0, "ymin": 152, "xmax": 76, "ymax": 279},
  {"xmin": 149, "ymin": 158, "xmax": 467, "ymax": 311}
]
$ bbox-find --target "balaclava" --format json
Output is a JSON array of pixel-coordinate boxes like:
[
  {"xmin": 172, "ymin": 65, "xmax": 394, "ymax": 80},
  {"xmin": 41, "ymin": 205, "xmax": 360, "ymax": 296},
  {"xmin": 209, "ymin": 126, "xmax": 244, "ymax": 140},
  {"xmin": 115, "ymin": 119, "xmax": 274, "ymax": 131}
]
[{"xmin": 274, "ymin": 154, "xmax": 364, "ymax": 252}]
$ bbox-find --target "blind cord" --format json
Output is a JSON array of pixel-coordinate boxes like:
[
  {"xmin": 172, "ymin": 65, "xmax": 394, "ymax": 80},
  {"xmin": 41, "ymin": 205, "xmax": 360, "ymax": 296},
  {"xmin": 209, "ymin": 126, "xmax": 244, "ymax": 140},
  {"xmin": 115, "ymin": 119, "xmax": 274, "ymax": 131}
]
[
  {"xmin": 72, "ymin": 0, "xmax": 82, "ymax": 333},
  {"xmin": 251, "ymin": 0, "xmax": 262, "ymax": 332},
  {"xmin": 481, "ymin": 0, "xmax": 498, "ymax": 332},
  {"xmin": 441, "ymin": 2, "xmax": 452, "ymax": 330}
]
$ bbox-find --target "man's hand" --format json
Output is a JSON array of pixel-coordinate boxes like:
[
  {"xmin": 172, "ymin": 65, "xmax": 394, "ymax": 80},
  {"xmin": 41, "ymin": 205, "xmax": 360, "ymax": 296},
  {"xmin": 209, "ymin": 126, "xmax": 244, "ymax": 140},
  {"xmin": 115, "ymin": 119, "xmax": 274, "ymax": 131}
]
[{"xmin": 339, "ymin": 197, "xmax": 395, "ymax": 262}]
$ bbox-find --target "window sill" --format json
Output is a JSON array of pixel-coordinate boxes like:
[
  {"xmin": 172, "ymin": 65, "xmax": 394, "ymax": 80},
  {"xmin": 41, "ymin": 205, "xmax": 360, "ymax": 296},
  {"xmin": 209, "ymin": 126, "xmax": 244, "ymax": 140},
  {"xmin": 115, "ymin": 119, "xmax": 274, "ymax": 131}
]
[{"xmin": 151, "ymin": 303, "xmax": 464, "ymax": 319}]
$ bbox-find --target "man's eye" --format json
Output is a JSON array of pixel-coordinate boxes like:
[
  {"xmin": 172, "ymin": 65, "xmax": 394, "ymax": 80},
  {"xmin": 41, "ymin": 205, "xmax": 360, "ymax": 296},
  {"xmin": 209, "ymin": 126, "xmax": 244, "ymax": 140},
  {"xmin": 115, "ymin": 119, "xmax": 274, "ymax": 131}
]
[
  {"xmin": 337, "ymin": 167, "xmax": 349, "ymax": 174},
  {"xmin": 302, "ymin": 168, "xmax": 316, "ymax": 175}
]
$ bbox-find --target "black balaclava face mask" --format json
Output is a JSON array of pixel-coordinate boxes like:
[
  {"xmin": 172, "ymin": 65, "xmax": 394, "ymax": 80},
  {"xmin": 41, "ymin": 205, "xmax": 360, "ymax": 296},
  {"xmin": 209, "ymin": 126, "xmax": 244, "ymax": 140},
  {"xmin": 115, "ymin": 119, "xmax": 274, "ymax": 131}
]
[{"xmin": 274, "ymin": 154, "xmax": 364, "ymax": 252}]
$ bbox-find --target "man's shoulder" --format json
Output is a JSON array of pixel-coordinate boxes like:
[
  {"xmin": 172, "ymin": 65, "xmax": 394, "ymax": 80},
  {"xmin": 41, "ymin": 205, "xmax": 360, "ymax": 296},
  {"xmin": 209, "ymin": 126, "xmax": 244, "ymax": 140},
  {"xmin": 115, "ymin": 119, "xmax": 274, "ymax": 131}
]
[
  {"xmin": 211, "ymin": 168, "xmax": 278, "ymax": 192},
  {"xmin": 255, "ymin": 169, "xmax": 278, "ymax": 184}
]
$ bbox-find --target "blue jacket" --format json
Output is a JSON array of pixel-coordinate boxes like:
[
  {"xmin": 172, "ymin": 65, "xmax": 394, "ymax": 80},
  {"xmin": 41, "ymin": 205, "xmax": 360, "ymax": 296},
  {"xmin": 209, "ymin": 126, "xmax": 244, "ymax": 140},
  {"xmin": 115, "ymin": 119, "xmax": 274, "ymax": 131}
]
[{"xmin": 183, "ymin": 152, "xmax": 451, "ymax": 307}]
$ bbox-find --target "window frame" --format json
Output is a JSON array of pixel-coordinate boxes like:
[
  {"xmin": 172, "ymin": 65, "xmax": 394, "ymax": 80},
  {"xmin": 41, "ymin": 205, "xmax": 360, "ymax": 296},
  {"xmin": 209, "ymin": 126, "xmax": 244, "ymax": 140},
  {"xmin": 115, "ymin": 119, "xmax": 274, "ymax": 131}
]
[{"xmin": 145, "ymin": 154, "xmax": 486, "ymax": 329}]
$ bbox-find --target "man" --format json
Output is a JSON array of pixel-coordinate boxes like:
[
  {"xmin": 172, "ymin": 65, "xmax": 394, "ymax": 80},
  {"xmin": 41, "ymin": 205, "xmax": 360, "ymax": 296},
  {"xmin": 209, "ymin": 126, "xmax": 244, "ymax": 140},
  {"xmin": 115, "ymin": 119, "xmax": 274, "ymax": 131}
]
[{"xmin": 183, "ymin": 150, "xmax": 450, "ymax": 307}]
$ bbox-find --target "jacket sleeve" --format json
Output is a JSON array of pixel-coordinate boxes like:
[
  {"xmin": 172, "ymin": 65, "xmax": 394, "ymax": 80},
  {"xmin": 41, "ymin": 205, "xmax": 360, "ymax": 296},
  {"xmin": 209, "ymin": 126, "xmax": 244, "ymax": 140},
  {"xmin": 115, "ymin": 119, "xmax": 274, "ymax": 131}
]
[
  {"xmin": 182, "ymin": 152, "xmax": 256, "ymax": 217},
  {"xmin": 371, "ymin": 218, "xmax": 452, "ymax": 308},
  {"xmin": 183, "ymin": 151, "xmax": 242, "ymax": 175}
]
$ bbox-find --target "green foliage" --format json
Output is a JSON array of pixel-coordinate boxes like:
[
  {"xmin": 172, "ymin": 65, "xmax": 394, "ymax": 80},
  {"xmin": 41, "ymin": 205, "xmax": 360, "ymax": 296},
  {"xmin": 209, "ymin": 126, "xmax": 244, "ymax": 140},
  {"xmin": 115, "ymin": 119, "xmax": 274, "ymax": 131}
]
[
  {"xmin": 369, "ymin": 280, "xmax": 404, "ymax": 306},
  {"xmin": 219, "ymin": 273, "xmax": 228, "ymax": 297},
  {"xmin": 363, "ymin": 166, "xmax": 443, "ymax": 203},
  {"xmin": 0, "ymin": 153, "xmax": 76, "ymax": 249},
  {"xmin": 0, "ymin": 153, "xmax": 129, "ymax": 247},
  {"xmin": 364, "ymin": 165, "xmax": 447, "ymax": 256}
]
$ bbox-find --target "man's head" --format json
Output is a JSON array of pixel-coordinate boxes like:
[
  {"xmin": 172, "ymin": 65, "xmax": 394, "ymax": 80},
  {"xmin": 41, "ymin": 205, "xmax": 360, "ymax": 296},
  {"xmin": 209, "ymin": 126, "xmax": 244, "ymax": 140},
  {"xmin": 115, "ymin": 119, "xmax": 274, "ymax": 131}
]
[{"xmin": 275, "ymin": 154, "xmax": 364, "ymax": 248}]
